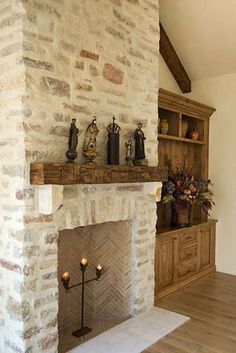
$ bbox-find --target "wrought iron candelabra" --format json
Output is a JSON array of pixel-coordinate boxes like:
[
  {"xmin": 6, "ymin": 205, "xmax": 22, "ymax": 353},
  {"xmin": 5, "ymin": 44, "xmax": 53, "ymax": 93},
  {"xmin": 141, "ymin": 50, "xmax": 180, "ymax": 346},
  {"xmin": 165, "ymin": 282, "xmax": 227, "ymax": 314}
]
[{"xmin": 61, "ymin": 258, "xmax": 103, "ymax": 337}]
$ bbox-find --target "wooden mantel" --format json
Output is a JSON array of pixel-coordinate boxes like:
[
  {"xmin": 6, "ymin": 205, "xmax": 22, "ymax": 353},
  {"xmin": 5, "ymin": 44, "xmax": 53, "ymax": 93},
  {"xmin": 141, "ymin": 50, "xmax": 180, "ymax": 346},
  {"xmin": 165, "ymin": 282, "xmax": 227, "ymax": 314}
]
[{"xmin": 30, "ymin": 163, "xmax": 168, "ymax": 185}]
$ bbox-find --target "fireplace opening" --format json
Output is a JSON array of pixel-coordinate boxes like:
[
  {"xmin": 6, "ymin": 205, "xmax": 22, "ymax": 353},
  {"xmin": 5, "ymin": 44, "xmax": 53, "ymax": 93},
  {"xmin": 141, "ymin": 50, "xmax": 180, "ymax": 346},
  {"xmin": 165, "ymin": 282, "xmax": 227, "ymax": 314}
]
[{"xmin": 58, "ymin": 220, "xmax": 133, "ymax": 353}]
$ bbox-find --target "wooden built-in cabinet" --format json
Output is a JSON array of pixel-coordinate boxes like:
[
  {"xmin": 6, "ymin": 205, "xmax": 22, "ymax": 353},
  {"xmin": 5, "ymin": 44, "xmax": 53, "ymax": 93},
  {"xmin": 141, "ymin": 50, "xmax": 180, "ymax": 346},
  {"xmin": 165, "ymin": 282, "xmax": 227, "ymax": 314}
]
[
  {"xmin": 155, "ymin": 220, "xmax": 216, "ymax": 300},
  {"xmin": 155, "ymin": 89, "xmax": 216, "ymax": 300}
]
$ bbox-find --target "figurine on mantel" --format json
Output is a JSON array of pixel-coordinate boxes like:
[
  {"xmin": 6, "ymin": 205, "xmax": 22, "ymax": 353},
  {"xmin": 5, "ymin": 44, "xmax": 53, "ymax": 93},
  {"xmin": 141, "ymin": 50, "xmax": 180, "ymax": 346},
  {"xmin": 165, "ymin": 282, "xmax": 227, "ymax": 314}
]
[
  {"xmin": 66, "ymin": 118, "xmax": 79, "ymax": 163},
  {"xmin": 125, "ymin": 140, "xmax": 134, "ymax": 166},
  {"xmin": 106, "ymin": 116, "xmax": 121, "ymax": 165},
  {"xmin": 83, "ymin": 116, "xmax": 99, "ymax": 164},
  {"xmin": 134, "ymin": 123, "xmax": 148, "ymax": 166}
]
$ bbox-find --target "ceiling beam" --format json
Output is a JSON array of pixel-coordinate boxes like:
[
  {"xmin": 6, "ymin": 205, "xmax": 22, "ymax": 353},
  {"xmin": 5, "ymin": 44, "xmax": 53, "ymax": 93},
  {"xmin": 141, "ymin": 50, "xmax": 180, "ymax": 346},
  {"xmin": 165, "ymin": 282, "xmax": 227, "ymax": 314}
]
[{"xmin": 160, "ymin": 22, "xmax": 191, "ymax": 93}]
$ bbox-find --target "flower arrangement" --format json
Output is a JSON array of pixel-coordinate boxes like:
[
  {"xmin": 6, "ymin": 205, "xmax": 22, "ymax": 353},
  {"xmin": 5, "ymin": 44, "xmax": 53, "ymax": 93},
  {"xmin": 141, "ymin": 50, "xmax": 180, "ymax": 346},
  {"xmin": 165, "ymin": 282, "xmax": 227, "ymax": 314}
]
[{"xmin": 162, "ymin": 169, "xmax": 214, "ymax": 216}]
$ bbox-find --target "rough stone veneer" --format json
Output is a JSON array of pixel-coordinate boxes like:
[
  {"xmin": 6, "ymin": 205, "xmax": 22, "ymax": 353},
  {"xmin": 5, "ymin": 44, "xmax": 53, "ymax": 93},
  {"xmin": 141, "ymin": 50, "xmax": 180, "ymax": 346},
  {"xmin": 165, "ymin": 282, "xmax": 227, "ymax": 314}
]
[
  {"xmin": 0, "ymin": 1, "xmax": 26, "ymax": 353},
  {"xmin": 28, "ymin": 181, "xmax": 161, "ymax": 353},
  {"xmin": 0, "ymin": 0, "xmax": 160, "ymax": 352}
]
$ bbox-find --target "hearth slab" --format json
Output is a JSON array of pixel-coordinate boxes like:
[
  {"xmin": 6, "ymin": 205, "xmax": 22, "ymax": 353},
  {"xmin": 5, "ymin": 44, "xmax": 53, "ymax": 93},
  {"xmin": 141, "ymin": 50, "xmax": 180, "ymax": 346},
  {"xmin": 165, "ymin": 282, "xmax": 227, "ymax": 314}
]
[{"xmin": 67, "ymin": 307, "xmax": 189, "ymax": 353}]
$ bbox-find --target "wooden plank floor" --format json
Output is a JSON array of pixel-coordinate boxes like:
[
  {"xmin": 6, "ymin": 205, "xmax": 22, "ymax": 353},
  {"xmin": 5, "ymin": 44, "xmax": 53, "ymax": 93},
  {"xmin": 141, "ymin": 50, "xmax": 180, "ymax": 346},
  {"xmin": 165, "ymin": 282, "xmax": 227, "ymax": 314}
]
[{"xmin": 143, "ymin": 272, "xmax": 236, "ymax": 353}]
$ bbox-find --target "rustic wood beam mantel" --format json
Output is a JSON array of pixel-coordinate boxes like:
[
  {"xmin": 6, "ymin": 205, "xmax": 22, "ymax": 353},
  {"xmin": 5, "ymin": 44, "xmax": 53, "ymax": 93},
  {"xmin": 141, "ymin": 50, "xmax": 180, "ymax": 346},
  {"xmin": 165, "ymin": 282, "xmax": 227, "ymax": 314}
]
[
  {"xmin": 160, "ymin": 22, "xmax": 191, "ymax": 93},
  {"xmin": 30, "ymin": 163, "xmax": 168, "ymax": 185}
]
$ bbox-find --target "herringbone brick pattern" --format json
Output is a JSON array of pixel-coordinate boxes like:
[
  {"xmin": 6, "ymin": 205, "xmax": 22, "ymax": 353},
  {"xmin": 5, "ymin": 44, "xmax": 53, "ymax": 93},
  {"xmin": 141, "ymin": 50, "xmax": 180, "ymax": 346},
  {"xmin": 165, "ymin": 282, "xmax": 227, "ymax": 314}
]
[
  {"xmin": 58, "ymin": 221, "xmax": 132, "ymax": 331},
  {"xmin": 59, "ymin": 318, "xmax": 122, "ymax": 353},
  {"xmin": 92, "ymin": 221, "xmax": 132, "ymax": 319}
]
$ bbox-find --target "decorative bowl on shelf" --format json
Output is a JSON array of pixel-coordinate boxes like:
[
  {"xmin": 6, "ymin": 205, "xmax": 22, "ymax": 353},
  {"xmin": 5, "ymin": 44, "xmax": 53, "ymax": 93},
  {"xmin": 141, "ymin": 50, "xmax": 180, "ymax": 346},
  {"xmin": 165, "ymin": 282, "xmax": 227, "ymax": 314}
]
[
  {"xmin": 160, "ymin": 119, "xmax": 169, "ymax": 135},
  {"xmin": 189, "ymin": 129, "xmax": 199, "ymax": 141}
]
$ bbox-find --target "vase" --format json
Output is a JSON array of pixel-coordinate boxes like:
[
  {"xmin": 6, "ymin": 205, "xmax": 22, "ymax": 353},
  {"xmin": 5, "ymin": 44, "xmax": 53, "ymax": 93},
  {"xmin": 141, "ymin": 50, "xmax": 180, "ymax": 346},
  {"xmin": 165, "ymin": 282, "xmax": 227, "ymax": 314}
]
[
  {"xmin": 181, "ymin": 120, "xmax": 188, "ymax": 138},
  {"xmin": 189, "ymin": 129, "xmax": 199, "ymax": 141},
  {"xmin": 172, "ymin": 206, "xmax": 193, "ymax": 228},
  {"xmin": 160, "ymin": 119, "xmax": 169, "ymax": 135}
]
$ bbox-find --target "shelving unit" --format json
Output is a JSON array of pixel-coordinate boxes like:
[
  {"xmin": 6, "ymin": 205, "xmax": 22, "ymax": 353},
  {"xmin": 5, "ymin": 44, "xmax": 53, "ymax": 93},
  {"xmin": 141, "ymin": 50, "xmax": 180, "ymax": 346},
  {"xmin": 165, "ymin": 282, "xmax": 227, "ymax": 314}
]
[
  {"xmin": 155, "ymin": 88, "xmax": 216, "ymax": 300},
  {"xmin": 157, "ymin": 89, "xmax": 216, "ymax": 227}
]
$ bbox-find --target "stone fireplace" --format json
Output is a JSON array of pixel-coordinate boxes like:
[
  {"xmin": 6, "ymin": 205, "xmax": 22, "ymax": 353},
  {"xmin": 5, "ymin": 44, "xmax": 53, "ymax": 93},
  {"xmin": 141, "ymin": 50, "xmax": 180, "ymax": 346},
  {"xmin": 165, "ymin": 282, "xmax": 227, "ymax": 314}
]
[
  {"xmin": 57, "ymin": 185, "xmax": 160, "ymax": 352},
  {"xmin": 35, "ymin": 181, "xmax": 161, "ymax": 353},
  {"xmin": 0, "ymin": 1, "xmax": 161, "ymax": 352}
]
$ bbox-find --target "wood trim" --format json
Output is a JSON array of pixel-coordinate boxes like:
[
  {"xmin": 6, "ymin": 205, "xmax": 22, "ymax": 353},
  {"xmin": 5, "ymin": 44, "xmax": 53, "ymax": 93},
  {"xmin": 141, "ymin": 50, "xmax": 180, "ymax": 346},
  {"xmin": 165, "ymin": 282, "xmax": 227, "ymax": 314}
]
[
  {"xmin": 158, "ymin": 134, "xmax": 205, "ymax": 145},
  {"xmin": 30, "ymin": 163, "xmax": 168, "ymax": 185},
  {"xmin": 159, "ymin": 88, "xmax": 216, "ymax": 119},
  {"xmin": 160, "ymin": 22, "xmax": 191, "ymax": 93},
  {"xmin": 157, "ymin": 219, "xmax": 217, "ymax": 237}
]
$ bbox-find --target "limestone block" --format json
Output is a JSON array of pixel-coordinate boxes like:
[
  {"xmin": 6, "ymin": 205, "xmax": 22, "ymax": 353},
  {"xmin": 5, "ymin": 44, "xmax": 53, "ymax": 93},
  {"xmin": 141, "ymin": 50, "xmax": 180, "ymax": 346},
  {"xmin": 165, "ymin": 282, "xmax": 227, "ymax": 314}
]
[
  {"xmin": 142, "ymin": 182, "xmax": 163, "ymax": 202},
  {"xmin": 155, "ymin": 183, "xmax": 163, "ymax": 202},
  {"xmin": 37, "ymin": 186, "xmax": 63, "ymax": 215}
]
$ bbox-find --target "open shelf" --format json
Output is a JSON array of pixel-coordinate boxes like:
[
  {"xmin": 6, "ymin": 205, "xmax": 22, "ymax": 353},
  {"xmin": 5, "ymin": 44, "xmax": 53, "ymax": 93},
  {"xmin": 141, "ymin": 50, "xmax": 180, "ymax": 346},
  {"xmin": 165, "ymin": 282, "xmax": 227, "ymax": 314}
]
[
  {"xmin": 157, "ymin": 88, "xmax": 216, "ymax": 229},
  {"xmin": 158, "ymin": 107, "xmax": 180, "ymax": 137},
  {"xmin": 158, "ymin": 134, "xmax": 205, "ymax": 145}
]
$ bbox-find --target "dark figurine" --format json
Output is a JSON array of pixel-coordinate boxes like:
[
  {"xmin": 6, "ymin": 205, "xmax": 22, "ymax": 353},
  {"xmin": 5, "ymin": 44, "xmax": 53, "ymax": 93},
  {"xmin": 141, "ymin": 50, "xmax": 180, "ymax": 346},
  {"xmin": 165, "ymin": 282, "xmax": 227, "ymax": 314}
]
[
  {"xmin": 66, "ymin": 118, "xmax": 79, "ymax": 163},
  {"xmin": 106, "ymin": 116, "xmax": 121, "ymax": 165},
  {"xmin": 134, "ymin": 123, "xmax": 148, "ymax": 166},
  {"xmin": 134, "ymin": 122, "xmax": 146, "ymax": 159}
]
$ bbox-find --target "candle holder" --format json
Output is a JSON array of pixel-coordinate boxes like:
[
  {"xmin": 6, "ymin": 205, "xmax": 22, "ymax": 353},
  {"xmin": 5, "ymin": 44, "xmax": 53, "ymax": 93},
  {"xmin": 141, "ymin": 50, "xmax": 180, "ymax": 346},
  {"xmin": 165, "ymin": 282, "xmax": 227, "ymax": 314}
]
[{"xmin": 61, "ymin": 260, "xmax": 103, "ymax": 338}]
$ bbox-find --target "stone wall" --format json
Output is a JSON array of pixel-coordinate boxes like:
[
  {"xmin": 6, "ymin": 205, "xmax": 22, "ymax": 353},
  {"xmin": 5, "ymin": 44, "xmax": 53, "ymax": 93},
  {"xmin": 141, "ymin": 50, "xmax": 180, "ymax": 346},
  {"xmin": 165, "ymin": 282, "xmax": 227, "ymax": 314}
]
[
  {"xmin": 22, "ymin": 0, "xmax": 159, "ymax": 165},
  {"xmin": 0, "ymin": 0, "xmax": 160, "ymax": 352},
  {"xmin": 0, "ymin": 1, "xmax": 26, "ymax": 352}
]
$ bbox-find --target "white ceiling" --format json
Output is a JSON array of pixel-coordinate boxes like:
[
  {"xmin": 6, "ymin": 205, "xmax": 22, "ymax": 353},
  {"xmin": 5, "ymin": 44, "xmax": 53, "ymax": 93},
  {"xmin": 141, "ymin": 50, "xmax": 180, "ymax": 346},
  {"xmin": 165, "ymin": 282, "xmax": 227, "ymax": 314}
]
[{"xmin": 160, "ymin": 0, "xmax": 236, "ymax": 81}]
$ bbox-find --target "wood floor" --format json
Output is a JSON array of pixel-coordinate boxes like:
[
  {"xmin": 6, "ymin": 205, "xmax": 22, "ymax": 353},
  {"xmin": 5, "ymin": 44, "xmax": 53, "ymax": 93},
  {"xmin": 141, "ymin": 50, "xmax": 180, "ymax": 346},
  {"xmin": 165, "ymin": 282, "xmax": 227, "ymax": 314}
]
[{"xmin": 143, "ymin": 272, "xmax": 236, "ymax": 353}]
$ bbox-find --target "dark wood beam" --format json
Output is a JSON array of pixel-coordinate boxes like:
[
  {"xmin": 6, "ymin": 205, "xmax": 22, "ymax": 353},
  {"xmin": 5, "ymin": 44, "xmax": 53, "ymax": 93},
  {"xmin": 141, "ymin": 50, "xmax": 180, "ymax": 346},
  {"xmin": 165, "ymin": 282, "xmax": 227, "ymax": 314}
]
[
  {"xmin": 160, "ymin": 22, "xmax": 191, "ymax": 93},
  {"xmin": 30, "ymin": 163, "xmax": 168, "ymax": 185}
]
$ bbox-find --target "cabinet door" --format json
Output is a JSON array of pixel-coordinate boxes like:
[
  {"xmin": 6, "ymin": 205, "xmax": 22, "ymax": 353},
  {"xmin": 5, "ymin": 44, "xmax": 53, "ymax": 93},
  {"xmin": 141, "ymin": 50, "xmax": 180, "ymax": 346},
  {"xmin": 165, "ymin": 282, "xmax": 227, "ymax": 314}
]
[
  {"xmin": 155, "ymin": 235, "xmax": 176, "ymax": 292},
  {"xmin": 199, "ymin": 223, "xmax": 215, "ymax": 271}
]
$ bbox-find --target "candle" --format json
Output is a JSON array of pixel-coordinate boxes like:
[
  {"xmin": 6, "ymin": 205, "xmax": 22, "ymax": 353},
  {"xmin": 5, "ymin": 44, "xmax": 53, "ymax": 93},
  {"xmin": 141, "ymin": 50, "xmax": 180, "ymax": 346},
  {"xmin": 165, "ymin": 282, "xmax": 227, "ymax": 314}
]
[
  {"xmin": 96, "ymin": 264, "xmax": 103, "ymax": 279},
  {"xmin": 81, "ymin": 258, "xmax": 88, "ymax": 266},
  {"xmin": 62, "ymin": 271, "xmax": 70, "ymax": 280}
]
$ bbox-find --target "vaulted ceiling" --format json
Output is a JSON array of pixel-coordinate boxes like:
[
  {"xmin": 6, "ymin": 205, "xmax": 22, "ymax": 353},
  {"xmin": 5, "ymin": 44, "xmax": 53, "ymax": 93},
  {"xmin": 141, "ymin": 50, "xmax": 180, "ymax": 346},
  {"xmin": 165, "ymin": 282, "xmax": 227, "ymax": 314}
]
[{"xmin": 160, "ymin": 0, "xmax": 236, "ymax": 81}]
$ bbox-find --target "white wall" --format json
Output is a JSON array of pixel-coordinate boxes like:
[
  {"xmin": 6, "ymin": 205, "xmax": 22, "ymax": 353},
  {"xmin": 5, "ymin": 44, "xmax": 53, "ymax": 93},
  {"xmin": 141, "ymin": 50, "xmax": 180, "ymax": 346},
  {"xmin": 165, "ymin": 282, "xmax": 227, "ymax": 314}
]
[
  {"xmin": 160, "ymin": 60, "xmax": 236, "ymax": 275},
  {"xmin": 187, "ymin": 75, "xmax": 236, "ymax": 275}
]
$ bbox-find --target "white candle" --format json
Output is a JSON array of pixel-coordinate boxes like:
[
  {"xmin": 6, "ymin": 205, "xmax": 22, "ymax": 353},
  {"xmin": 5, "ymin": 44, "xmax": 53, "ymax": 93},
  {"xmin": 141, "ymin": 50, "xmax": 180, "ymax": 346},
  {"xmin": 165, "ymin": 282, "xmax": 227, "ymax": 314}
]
[
  {"xmin": 81, "ymin": 258, "xmax": 88, "ymax": 266},
  {"xmin": 62, "ymin": 271, "xmax": 70, "ymax": 280}
]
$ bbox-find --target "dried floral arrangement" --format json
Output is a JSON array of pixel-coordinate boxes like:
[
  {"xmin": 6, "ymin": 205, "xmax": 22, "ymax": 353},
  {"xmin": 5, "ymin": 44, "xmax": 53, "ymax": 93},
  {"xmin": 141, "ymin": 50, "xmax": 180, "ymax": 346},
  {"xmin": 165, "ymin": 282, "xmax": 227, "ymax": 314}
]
[{"xmin": 161, "ymin": 169, "xmax": 215, "ymax": 215}]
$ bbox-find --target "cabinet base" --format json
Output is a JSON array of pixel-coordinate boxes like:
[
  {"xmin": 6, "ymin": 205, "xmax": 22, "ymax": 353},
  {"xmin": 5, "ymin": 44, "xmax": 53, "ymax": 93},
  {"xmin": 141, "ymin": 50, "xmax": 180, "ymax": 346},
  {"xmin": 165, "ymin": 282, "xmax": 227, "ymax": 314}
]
[{"xmin": 155, "ymin": 266, "xmax": 216, "ymax": 302}]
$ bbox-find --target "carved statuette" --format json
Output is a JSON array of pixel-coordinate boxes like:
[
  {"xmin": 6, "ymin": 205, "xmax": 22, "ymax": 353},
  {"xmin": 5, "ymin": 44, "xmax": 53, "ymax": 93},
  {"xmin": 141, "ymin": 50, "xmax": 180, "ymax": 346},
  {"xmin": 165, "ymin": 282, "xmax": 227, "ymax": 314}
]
[
  {"xmin": 83, "ymin": 116, "xmax": 99, "ymax": 164},
  {"xmin": 125, "ymin": 140, "xmax": 134, "ymax": 166},
  {"xmin": 134, "ymin": 123, "xmax": 148, "ymax": 166},
  {"xmin": 66, "ymin": 118, "xmax": 79, "ymax": 163},
  {"xmin": 106, "ymin": 116, "xmax": 121, "ymax": 165}
]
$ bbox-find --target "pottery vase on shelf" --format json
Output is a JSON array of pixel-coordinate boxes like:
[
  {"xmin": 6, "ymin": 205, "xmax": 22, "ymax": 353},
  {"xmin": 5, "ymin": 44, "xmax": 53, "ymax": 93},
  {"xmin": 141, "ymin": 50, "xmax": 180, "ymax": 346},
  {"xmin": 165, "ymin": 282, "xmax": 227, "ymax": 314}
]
[
  {"xmin": 189, "ymin": 129, "xmax": 199, "ymax": 141},
  {"xmin": 181, "ymin": 120, "xmax": 188, "ymax": 138},
  {"xmin": 172, "ymin": 205, "xmax": 193, "ymax": 228},
  {"xmin": 160, "ymin": 119, "xmax": 169, "ymax": 135}
]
